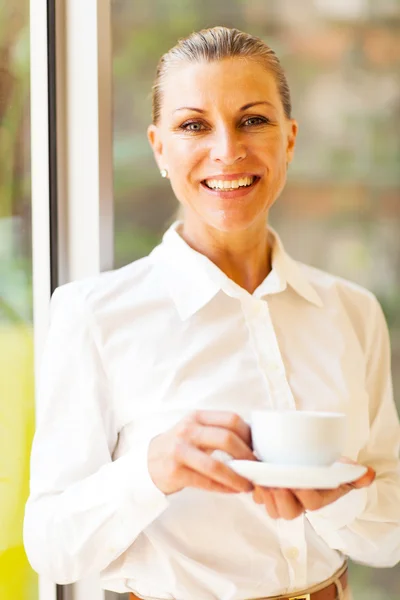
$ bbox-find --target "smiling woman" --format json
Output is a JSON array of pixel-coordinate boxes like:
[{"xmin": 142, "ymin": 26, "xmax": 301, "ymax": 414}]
[{"xmin": 24, "ymin": 25, "xmax": 400, "ymax": 600}]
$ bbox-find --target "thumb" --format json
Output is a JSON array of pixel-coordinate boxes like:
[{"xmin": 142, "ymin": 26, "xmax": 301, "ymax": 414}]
[{"xmin": 349, "ymin": 465, "xmax": 376, "ymax": 489}]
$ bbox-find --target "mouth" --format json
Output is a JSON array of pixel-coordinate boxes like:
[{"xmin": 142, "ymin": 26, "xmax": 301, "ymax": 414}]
[
  {"xmin": 201, "ymin": 174, "xmax": 261, "ymax": 200},
  {"xmin": 201, "ymin": 175, "xmax": 259, "ymax": 192}
]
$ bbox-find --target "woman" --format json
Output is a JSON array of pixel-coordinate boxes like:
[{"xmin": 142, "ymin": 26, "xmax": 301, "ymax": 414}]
[{"xmin": 24, "ymin": 27, "xmax": 400, "ymax": 600}]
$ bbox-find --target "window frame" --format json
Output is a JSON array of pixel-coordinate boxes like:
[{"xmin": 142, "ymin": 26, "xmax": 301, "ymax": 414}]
[{"xmin": 31, "ymin": 1, "xmax": 113, "ymax": 599}]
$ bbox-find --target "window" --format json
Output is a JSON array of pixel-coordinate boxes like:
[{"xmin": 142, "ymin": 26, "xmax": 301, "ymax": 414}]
[{"xmin": 0, "ymin": 1, "xmax": 38, "ymax": 598}]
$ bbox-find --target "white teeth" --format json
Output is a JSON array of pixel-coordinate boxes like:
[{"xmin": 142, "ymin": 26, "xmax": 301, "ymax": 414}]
[{"xmin": 205, "ymin": 176, "xmax": 255, "ymax": 190}]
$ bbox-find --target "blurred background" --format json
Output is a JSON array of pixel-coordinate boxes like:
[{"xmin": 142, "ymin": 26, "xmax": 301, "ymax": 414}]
[
  {"xmin": 1, "ymin": 0, "xmax": 399, "ymax": 598},
  {"xmin": 0, "ymin": 1, "xmax": 36, "ymax": 599}
]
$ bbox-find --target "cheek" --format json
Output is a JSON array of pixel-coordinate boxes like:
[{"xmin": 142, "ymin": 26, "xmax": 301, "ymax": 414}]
[
  {"xmin": 167, "ymin": 141, "xmax": 204, "ymax": 182},
  {"xmin": 257, "ymin": 135, "xmax": 286, "ymax": 163}
]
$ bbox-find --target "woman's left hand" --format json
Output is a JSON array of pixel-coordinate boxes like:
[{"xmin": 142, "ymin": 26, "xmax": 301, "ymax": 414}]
[{"xmin": 252, "ymin": 459, "xmax": 376, "ymax": 520}]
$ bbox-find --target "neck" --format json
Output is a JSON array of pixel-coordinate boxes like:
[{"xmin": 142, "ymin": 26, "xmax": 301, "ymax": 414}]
[{"xmin": 180, "ymin": 214, "xmax": 272, "ymax": 294}]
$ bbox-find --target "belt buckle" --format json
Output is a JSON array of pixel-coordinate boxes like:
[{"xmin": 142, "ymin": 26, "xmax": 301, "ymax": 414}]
[{"xmin": 288, "ymin": 595, "xmax": 311, "ymax": 600}]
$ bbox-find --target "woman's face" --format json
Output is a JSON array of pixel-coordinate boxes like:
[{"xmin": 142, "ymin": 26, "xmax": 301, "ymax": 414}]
[{"xmin": 148, "ymin": 58, "xmax": 298, "ymax": 232}]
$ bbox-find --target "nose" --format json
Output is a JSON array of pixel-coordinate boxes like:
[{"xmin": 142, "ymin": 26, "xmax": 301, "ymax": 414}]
[{"xmin": 209, "ymin": 126, "xmax": 246, "ymax": 165}]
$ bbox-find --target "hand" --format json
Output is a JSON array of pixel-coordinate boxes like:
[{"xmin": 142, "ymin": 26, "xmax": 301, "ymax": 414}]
[
  {"xmin": 148, "ymin": 410, "xmax": 256, "ymax": 496},
  {"xmin": 252, "ymin": 458, "xmax": 376, "ymax": 520}
]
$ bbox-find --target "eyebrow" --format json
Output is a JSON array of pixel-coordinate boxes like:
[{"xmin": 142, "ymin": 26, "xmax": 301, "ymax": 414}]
[{"xmin": 173, "ymin": 101, "xmax": 276, "ymax": 114}]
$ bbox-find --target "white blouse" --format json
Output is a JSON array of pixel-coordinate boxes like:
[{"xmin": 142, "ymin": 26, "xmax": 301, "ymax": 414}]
[{"xmin": 24, "ymin": 222, "xmax": 400, "ymax": 600}]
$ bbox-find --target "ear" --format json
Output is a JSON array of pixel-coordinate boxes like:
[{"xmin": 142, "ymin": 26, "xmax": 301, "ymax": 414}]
[
  {"xmin": 147, "ymin": 124, "xmax": 165, "ymax": 171},
  {"xmin": 285, "ymin": 119, "xmax": 298, "ymax": 165}
]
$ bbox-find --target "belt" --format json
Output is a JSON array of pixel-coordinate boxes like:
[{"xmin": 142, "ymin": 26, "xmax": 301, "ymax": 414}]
[{"xmin": 129, "ymin": 563, "xmax": 348, "ymax": 600}]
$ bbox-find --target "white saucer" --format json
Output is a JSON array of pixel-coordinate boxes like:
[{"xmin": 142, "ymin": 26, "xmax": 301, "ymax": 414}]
[{"xmin": 227, "ymin": 460, "xmax": 367, "ymax": 489}]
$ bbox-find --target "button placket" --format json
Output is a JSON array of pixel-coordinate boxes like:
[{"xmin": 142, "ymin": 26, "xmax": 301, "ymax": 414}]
[
  {"xmin": 263, "ymin": 303, "xmax": 296, "ymax": 406},
  {"xmin": 242, "ymin": 299, "xmax": 275, "ymax": 407},
  {"xmin": 248, "ymin": 298, "xmax": 308, "ymax": 591},
  {"xmin": 246, "ymin": 299, "xmax": 296, "ymax": 410},
  {"xmin": 277, "ymin": 517, "xmax": 308, "ymax": 591}
]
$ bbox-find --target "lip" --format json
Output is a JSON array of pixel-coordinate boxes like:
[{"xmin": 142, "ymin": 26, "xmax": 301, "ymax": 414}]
[{"xmin": 200, "ymin": 175, "xmax": 260, "ymax": 199}]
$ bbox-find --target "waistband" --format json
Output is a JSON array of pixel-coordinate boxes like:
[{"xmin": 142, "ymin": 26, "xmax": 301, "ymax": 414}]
[{"xmin": 129, "ymin": 559, "xmax": 348, "ymax": 600}]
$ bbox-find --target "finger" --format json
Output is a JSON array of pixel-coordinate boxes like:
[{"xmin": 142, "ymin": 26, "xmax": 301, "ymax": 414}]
[
  {"xmin": 181, "ymin": 466, "xmax": 242, "ymax": 494},
  {"xmin": 193, "ymin": 410, "xmax": 252, "ymax": 448},
  {"xmin": 181, "ymin": 423, "xmax": 256, "ymax": 461},
  {"xmin": 348, "ymin": 466, "xmax": 376, "ymax": 489},
  {"xmin": 272, "ymin": 489, "xmax": 304, "ymax": 520},
  {"xmin": 294, "ymin": 465, "xmax": 376, "ymax": 510},
  {"xmin": 176, "ymin": 442, "xmax": 254, "ymax": 493},
  {"xmin": 252, "ymin": 486, "xmax": 263, "ymax": 504},
  {"xmin": 337, "ymin": 459, "xmax": 376, "ymax": 488},
  {"xmin": 338, "ymin": 467, "xmax": 376, "ymax": 496},
  {"xmin": 253, "ymin": 486, "xmax": 279, "ymax": 519},
  {"xmin": 293, "ymin": 487, "xmax": 345, "ymax": 511}
]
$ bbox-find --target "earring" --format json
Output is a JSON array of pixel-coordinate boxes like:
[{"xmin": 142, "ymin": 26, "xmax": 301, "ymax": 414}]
[{"xmin": 160, "ymin": 169, "xmax": 168, "ymax": 178}]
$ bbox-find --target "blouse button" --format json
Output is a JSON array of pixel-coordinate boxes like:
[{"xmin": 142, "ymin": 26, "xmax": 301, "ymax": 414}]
[
  {"xmin": 253, "ymin": 302, "xmax": 264, "ymax": 316},
  {"xmin": 285, "ymin": 546, "xmax": 300, "ymax": 560}
]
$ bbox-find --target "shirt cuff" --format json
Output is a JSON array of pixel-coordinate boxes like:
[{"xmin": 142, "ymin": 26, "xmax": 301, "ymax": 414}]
[
  {"xmin": 113, "ymin": 437, "xmax": 169, "ymax": 521},
  {"xmin": 306, "ymin": 487, "xmax": 368, "ymax": 531}
]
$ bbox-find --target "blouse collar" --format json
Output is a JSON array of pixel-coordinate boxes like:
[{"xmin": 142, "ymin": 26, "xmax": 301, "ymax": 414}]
[{"xmin": 151, "ymin": 221, "xmax": 323, "ymax": 320}]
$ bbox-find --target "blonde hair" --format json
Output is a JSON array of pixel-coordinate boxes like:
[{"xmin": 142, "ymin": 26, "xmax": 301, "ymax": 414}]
[{"xmin": 151, "ymin": 26, "xmax": 292, "ymax": 124}]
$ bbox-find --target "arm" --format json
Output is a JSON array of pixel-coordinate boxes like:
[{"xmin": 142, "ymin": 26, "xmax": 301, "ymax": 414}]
[
  {"xmin": 305, "ymin": 296, "xmax": 400, "ymax": 567},
  {"xmin": 23, "ymin": 284, "xmax": 169, "ymax": 584}
]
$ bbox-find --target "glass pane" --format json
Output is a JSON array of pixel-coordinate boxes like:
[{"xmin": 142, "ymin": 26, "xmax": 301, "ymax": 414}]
[
  {"xmin": 111, "ymin": 2, "xmax": 400, "ymax": 599},
  {"xmin": 0, "ymin": 1, "xmax": 37, "ymax": 598}
]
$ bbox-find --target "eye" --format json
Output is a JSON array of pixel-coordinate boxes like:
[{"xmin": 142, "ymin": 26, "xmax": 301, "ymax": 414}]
[
  {"xmin": 242, "ymin": 116, "xmax": 270, "ymax": 127},
  {"xmin": 180, "ymin": 120, "xmax": 207, "ymax": 132}
]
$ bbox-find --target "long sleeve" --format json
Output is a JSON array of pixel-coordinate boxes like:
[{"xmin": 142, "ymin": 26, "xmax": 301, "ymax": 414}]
[
  {"xmin": 306, "ymin": 296, "xmax": 400, "ymax": 567},
  {"xmin": 23, "ymin": 283, "xmax": 168, "ymax": 584}
]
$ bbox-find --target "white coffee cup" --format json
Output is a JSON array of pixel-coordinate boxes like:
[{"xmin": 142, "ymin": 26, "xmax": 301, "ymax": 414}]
[{"xmin": 250, "ymin": 410, "xmax": 346, "ymax": 467}]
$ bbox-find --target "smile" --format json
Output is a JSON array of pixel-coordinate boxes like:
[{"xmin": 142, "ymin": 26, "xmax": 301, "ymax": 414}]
[
  {"xmin": 200, "ymin": 175, "xmax": 260, "ymax": 198},
  {"xmin": 203, "ymin": 175, "xmax": 257, "ymax": 191}
]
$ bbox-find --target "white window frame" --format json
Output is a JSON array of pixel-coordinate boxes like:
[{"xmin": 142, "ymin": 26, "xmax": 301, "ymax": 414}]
[
  {"xmin": 31, "ymin": 1, "xmax": 113, "ymax": 599},
  {"xmin": 57, "ymin": 0, "xmax": 114, "ymax": 282},
  {"xmin": 30, "ymin": 1, "xmax": 56, "ymax": 599}
]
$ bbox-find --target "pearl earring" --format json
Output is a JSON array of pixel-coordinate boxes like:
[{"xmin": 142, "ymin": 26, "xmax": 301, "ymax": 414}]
[{"xmin": 160, "ymin": 169, "xmax": 168, "ymax": 178}]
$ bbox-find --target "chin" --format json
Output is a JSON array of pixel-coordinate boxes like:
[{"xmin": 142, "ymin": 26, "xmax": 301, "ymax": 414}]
[
  {"xmin": 197, "ymin": 191, "xmax": 274, "ymax": 233},
  {"xmin": 205, "ymin": 209, "xmax": 267, "ymax": 233}
]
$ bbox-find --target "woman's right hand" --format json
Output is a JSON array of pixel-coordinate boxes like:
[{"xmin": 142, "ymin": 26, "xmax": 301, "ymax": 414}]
[{"xmin": 147, "ymin": 410, "xmax": 256, "ymax": 495}]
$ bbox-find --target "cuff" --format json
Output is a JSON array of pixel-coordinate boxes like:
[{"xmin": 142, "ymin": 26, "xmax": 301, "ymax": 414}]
[
  {"xmin": 306, "ymin": 487, "xmax": 368, "ymax": 531},
  {"xmin": 113, "ymin": 436, "xmax": 169, "ymax": 525}
]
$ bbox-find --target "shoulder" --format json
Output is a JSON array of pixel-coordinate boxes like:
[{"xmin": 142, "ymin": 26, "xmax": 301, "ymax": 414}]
[
  {"xmin": 297, "ymin": 261, "xmax": 384, "ymax": 345},
  {"xmin": 299, "ymin": 261, "xmax": 376, "ymax": 306},
  {"xmin": 50, "ymin": 253, "xmax": 158, "ymax": 316}
]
